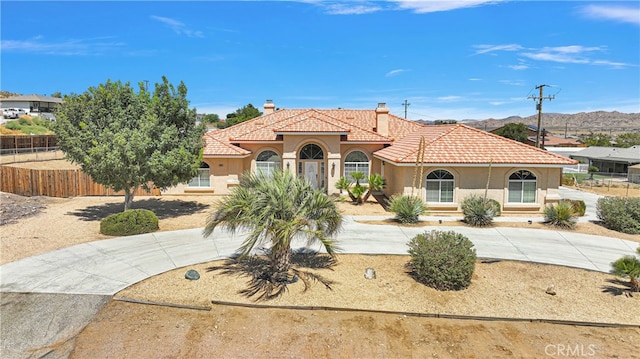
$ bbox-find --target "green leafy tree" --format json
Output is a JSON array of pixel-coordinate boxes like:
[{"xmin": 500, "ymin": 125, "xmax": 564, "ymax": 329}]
[
  {"xmin": 50, "ymin": 91, "xmax": 63, "ymax": 98},
  {"xmin": 53, "ymin": 77, "xmax": 206, "ymax": 211},
  {"xmin": 218, "ymin": 103, "xmax": 262, "ymax": 128},
  {"xmin": 615, "ymin": 132, "xmax": 640, "ymax": 148},
  {"xmin": 203, "ymin": 170, "xmax": 342, "ymax": 299},
  {"xmin": 202, "ymin": 113, "xmax": 220, "ymax": 126},
  {"xmin": 582, "ymin": 131, "xmax": 612, "ymax": 147},
  {"xmin": 493, "ymin": 123, "xmax": 529, "ymax": 143}
]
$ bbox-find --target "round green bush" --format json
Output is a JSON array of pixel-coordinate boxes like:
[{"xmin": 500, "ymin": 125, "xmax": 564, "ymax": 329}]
[
  {"xmin": 563, "ymin": 199, "xmax": 586, "ymax": 217},
  {"xmin": 388, "ymin": 194, "xmax": 427, "ymax": 224},
  {"xmin": 100, "ymin": 209, "xmax": 159, "ymax": 236},
  {"xmin": 407, "ymin": 230, "xmax": 477, "ymax": 291}
]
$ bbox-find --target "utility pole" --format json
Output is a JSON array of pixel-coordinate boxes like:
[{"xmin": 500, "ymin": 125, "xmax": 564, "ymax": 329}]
[
  {"xmin": 528, "ymin": 84, "xmax": 555, "ymax": 148},
  {"xmin": 401, "ymin": 100, "xmax": 410, "ymax": 119}
]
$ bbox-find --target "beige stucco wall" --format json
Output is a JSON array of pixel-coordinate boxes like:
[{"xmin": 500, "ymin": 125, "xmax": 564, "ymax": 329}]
[
  {"xmin": 381, "ymin": 164, "xmax": 563, "ymax": 214},
  {"xmin": 161, "ymin": 157, "xmax": 245, "ymax": 195}
]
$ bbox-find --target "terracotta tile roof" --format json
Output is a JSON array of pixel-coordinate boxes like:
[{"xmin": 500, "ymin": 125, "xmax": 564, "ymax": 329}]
[
  {"xmin": 374, "ymin": 124, "xmax": 578, "ymax": 165},
  {"xmin": 203, "ymin": 108, "xmax": 425, "ymax": 156},
  {"xmin": 203, "ymin": 131, "xmax": 251, "ymax": 156}
]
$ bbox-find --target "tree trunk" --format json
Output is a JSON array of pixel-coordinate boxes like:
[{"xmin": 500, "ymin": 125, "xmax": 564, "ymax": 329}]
[
  {"xmin": 271, "ymin": 245, "xmax": 291, "ymax": 283},
  {"xmin": 123, "ymin": 188, "xmax": 135, "ymax": 211}
]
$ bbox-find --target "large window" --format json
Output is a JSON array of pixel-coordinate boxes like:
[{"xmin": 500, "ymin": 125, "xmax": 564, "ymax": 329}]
[
  {"xmin": 425, "ymin": 169, "xmax": 454, "ymax": 202},
  {"xmin": 188, "ymin": 162, "xmax": 210, "ymax": 187},
  {"xmin": 508, "ymin": 170, "xmax": 537, "ymax": 203},
  {"xmin": 256, "ymin": 150, "xmax": 281, "ymax": 177},
  {"xmin": 344, "ymin": 151, "xmax": 370, "ymax": 183}
]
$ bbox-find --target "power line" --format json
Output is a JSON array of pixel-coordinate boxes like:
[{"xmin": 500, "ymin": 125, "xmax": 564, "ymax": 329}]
[
  {"xmin": 528, "ymin": 84, "xmax": 555, "ymax": 148},
  {"xmin": 401, "ymin": 99, "xmax": 410, "ymax": 119}
]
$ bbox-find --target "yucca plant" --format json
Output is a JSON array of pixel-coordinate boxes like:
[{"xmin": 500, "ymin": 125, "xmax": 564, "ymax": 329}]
[
  {"xmin": 362, "ymin": 173, "xmax": 384, "ymax": 203},
  {"xmin": 334, "ymin": 177, "xmax": 350, "ymax": 194},
  {"xmin": 611, "ymin": 254, "xmax": 640, "ymax": 292},
  {"xmin": 544, "ymin": 201, "xmax": 577, "ymax": 229},
  {"xmin": 388, "ymin": 194, "xmax": 427, "ymax": 224},
  {"xmin": 461, "ymin": 194, "xmax": 495, "ymax": 227}
]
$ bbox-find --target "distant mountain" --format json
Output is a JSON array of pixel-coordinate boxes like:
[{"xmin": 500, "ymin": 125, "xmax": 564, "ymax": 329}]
[{"xmin": 458, "ymin": 111, "xmax": 639, "ymax": 134}]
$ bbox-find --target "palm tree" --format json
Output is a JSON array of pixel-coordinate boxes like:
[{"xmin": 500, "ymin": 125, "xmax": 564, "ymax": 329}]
[
  {"xmin": 203, "ymin": 170, "xmax": 342, "ymax": 288},
  {"xmin": 611, "ymin": 254, "xmax": 640, "ymax": 292}
]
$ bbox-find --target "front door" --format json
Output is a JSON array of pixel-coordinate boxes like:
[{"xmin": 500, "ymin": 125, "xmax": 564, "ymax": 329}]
[{"xmin": 304, "ymin": 161, "xmax": 319, "ymax": 188}]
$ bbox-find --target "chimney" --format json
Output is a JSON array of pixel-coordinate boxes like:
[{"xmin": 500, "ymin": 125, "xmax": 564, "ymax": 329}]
[
  {"xmin": 375, "ymin": 102, "xmax": 389, "ymax": 136},
  {"xmin": 263, "ymin": 99, "xmax": 275, "ymax": 115}
]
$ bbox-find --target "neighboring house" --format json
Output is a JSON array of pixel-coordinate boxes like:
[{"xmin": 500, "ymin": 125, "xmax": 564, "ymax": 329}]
[
  {"xmin": 164, "ymin": 101, "xmax": 577, "ymax": 214},
  {"xmin": 571, "ymin": 145, "xmax": 640, "ymax": 174},
  {"xmin": 0, "ymin": 95, "xmax": 63, "ymax": 120},
  {"xmin": 629, "ymin": 164, "xmax": 640, "ymax": 184},
  {"xmin": 490, "ymin": 124, "xmax": 584, "ymax": 148}
]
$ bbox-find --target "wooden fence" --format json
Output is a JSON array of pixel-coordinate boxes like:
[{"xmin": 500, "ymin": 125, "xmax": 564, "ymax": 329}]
[
  {"xmin": 0, "ymin": 166, "xmax": 156, "ymax": 197},
  {"xmin": 1, "ymin": 135, "xmax": 57, "ymax": 151}
]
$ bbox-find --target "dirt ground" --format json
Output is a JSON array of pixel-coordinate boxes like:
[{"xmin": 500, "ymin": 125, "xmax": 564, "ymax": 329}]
[{"xmin": 1, "ymin": 157, "xmax": 640, "ymax": 358}]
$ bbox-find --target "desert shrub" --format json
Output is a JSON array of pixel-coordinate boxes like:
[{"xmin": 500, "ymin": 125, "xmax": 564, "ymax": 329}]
[
  {"xmin": 596, "ymin": 197, "xmax": 640, "ymax": 234},
  {"xmin": 100, "ymin": 209, "xmax": 159, "ymax": 236},
  {"xmin": 544, "ymin": 201, "xmax": 577, "ymax": 229},
  {"xmin": 487, "ymin": 198, "xmax": 501, "ymax": 217},
  {"xmin": 563, "ymin": 199, "xmax": 586, "ymax": 216},
  {"xmin": 407, "ymin": 230, "xmax": 477, "ymax": 291},
  {"xmin": 562, "ymin": 174, "xmax": 576, "ymax": 186},
  {"xmin": 388, "ymin": 194, "xmax": 427, "ymax": 224},
  {"xmin": 461, "ymin": 194, "xmax": 496, "ymax": 227}
]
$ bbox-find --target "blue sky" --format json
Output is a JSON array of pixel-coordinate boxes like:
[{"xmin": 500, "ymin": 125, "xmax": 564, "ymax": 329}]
[{"xmin": 1, "ymin": 1, "xmax": 639, "ymax": 121}]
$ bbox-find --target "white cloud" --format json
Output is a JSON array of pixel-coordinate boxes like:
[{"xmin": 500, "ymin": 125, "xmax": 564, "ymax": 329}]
[
  {"xmin": 472, "ymin": 44, "xmax": 523, "ymax": 55},
  {"xmin": 385, "ymin": 68, "xmax": 410, "ymax": 77},
  {"xmin": 579, "ymin": 4, "xmax": 640, "ymax": 26},
  {"xmin": 437, "ymin": 95, "xmax": 463, "ymax": 102},
  {"xmin": 508, "ymin": 64, "xmax": 528, "ymax": 70},
  {"xmin": 150, "ymin": 15, "xmax": 204, "ymax": 38},
  {"xmin": 1, "ymin": 37, "xmax": 124, "ymax": 56},
  {"xmin": 475, "ymin": 44, "xmax": 631, "ymax": 69},
  {"xmin": 325, "ymin": 3, "xmax": 382, "ymax": 15},
  {"xmin": 522, "ymin": 45, "xmax": 602, "ymax": 64},
  {"xmin": 468, "ymin": 78, "xmax": 483, "ymax": 81},
  {"xmin": 391, "ymin": 0, "xmax": 503, "ymax": 14}
]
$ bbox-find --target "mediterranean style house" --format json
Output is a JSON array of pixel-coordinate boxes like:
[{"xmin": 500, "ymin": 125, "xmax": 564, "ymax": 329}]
[{"xmin": 164, "ymin": 101, "xmax": 577, "ymax": 214}]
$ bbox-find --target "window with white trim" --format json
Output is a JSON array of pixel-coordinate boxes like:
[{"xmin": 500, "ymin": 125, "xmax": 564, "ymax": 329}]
[
  {"xmin": 188, "ymin": 162, "xmax": 210, "ymax": 187},
  {"xmin": 425, "ymin": 169, "xmax": 454, "ymax": 202},
  {"xmin": 256, "ymin": 150, "xmax": 281, "ymax": 177},
  {"xmin": 508, "ymin": 170, "xmax": 537, "ymax": 203},
  {"xmin": 344, "ymin": 151, "xmax": 370, "ymax": 183}
]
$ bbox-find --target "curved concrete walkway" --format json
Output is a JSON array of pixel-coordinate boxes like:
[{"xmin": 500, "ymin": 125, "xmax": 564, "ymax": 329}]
[{"xmin": 1, "ymin": 216, "xmax": 638, "ymax": 296}]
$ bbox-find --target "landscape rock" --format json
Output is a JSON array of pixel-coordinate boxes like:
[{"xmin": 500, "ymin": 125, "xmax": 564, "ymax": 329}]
[
  {"xmin": 364, "ymin": 267, "xmax": 376, "ymax": 279},
  {"xmin": 185, "ymin": 269, "xmax": 200, "ymax": 280}
]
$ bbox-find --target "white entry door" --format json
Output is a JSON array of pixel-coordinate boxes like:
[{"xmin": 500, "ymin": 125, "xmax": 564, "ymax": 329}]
[{"xmin": 304, "ymin": 162, "xmax": 319, "ymax": 188}]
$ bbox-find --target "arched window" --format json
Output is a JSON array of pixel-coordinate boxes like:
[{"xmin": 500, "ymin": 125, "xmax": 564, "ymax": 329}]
[
  {"xmin": 256, "ymin": 150, "xmax": 281, "ymax": 177},
  {"xmin": 299, "ymin": 144, "xmax": 324, "ymax": 159},
  {"xmin": 188, "ymin": 162, "xmax": 210, "ymax": 187},
  {"xmin": 508, "ymin": 170, "xmax": 537, "ymax": 203},
  {"xmin": 425, "ymin": 170, "xmax": 454, "ymax": 202},
  {"xmin": 344, "ymin": 151, "xmax": 370, "ymax": 183}
]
